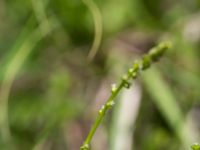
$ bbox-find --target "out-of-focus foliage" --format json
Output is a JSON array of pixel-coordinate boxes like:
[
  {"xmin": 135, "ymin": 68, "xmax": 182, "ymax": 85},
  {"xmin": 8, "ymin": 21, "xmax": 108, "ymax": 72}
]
[{"xmin": 0, "ymin": 0, "xmax": 200, "ymax": 149}]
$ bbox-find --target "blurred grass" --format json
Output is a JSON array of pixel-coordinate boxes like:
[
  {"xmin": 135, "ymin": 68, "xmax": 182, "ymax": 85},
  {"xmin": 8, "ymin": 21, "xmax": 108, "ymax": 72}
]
[
  {"xmin": 142, "ymin": 67, "xmax": 189, "ymax": 148},
  {"xmin": 0, "ymin": 17, "xmax": 56, "ymax": 143},
  {"xmin": 82, "ymin": 0, "xmax": 102, "ymax": 61}
]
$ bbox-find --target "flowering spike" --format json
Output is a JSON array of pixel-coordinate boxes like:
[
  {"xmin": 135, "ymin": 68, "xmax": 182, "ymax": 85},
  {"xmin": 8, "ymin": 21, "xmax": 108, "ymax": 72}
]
[
  {"xmin": 80, "ymin": 41, "xmax": 171, "ymax": 150},
  {"xmin": 149, "ymin": 41, "xmax": 172, "ymax": 62}
]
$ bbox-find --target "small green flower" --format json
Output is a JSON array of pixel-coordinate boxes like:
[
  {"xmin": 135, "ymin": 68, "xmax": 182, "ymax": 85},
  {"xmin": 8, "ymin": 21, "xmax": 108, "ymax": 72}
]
[
  {"xmin": 191, "ymin": 143, "xmax": 200, "ymax": 150},
  {"xmin": 80, "ymin": 144, "xmax": 89, "ymax": 150},
  {"xmin": 141, "ymin": 55, "xmax": 151, "ymax": 70},
  {"xmin": 106, "ymin": 101, "xmax": 115, "ymax": 108}
]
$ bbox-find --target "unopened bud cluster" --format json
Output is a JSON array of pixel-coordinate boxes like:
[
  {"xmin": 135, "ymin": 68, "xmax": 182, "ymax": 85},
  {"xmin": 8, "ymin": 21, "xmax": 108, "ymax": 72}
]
[{"xmin": 119, "ymin": 41, "xmax": 171, "ymax": 90}]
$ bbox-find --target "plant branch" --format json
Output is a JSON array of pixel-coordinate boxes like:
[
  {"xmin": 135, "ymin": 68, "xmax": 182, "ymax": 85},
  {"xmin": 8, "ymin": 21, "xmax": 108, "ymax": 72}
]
[{"xmin": 80, "ymin": 41, "xmax": 172, "ymax": 150}]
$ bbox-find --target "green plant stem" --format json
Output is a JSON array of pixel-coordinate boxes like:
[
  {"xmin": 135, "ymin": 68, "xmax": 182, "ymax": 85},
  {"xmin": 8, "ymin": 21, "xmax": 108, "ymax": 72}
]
[
  {"xmin": 84, "ymin": 82, "xmax": 123, "ymax": 145},
  {"xmin": 80, "ymin": 41, "xmax": 172, "ymax": 150}
]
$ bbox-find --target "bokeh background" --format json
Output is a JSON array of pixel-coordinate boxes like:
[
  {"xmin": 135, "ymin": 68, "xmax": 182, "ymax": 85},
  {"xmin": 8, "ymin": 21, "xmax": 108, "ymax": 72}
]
[{"xmin": 0, "ymin": 0, "xmax": 200, "ymax": 149}]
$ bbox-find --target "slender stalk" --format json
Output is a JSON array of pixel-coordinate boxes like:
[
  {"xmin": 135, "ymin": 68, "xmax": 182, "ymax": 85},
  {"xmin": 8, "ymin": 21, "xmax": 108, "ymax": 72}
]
[
  {"xmin": 82, "ymin": 0, "xmax": 103, "ymax": 62},
  {"xmin": 80, "ymin": 41, "xmax": 172, "ymax": 150}
]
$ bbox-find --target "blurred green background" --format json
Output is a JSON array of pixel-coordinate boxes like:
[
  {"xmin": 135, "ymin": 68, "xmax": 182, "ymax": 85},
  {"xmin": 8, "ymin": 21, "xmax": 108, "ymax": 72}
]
[{"xmin": 0, "ymin": 0, "xmax": 200, "ymax": 149}]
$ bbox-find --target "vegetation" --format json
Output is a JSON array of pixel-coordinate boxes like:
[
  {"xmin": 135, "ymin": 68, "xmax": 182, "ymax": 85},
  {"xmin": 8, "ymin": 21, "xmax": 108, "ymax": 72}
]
[
  {"xmin": 0, "ymin": 0, "xmax": 200, "ymax": 150},
  {"xmin": 80, "ymin": 41, "xmax": 171, "ymax": 149}
]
